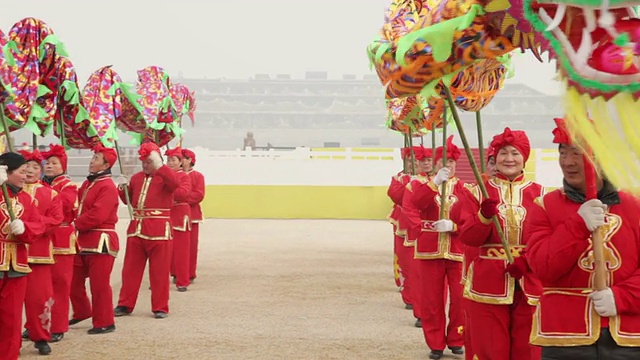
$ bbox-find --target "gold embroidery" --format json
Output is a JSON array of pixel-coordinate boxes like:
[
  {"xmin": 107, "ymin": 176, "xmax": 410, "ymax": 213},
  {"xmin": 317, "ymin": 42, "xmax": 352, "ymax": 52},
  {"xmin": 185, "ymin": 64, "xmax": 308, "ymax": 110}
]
[{"xmin": 578, "ymin": 214, "xmax": 622, "ymax": 286}]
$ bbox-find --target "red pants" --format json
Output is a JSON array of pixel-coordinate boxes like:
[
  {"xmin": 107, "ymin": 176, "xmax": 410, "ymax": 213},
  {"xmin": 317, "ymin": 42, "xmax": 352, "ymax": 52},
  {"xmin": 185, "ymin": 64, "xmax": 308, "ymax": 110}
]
[
  {"xmin": 397, "ymin": 244, "xmax": 414, "ymax": 307},
  {"xmin": 463, "ymin": 297, "xmax": 474, "ymax": 360},
  {"xmin": 190, "ymin": 223, "xmax": 199, "ymax": 280},
  {"xmin": 171, "ymin": 229, "xmax": 191, "ymax": 288},
  {"xmin": 51, "ymin": 254, "xmax": 74, "ymax": 334},
  {"xmin": 416, "ymin": 259, "xmax": 464, "ymax": 351},
  {"xmin": 468, "ymin": 290, "xmax": 541, "ymax": 360},
  {"xmin": 0, "ymin": 274, "xmax": 27, "ymax": 360},
  {"xmin": 24, "ymin": 264, "xmax": 54, "ymax": 342},
  {"xmin": 118, "ymin": 236, "xmax": 171, "ymax": 314},
  {"xmin": 70, "ymin": 254, "xmax": 116, "ymax": 328}
]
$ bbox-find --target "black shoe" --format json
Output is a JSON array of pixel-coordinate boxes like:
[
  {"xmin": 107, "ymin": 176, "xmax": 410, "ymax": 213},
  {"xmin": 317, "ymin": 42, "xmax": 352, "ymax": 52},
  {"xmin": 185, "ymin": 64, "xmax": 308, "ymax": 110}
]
[
  {"xmin": 414, "ymin": 318, "xmax": 422, "ymax": 328},
  {"xmin": 114, "ymin": 306, "xmax": 131, "ymax": 317},
  {"xmin": 34, "ymin": 341, "xmax": 52, "ymax": 355},
  {"xmin": 153, "ymin": 311, "xmax": 168, "ymax": 319},
  {"xmin": 449, "ymin": 346, "xmax": 464, "ymax": 355},
  {"xmin": 22, "ymin": 329, "xmax": 29, "ymax": 340},
  {"xmin": 69, "ymin": 317, "xmax": 90, "ymax": 326},
  {"xmin": 50, "ymin": 333, "xmax": 64, "ymax": 343},
  {"xmin": 429, "ymin": 350, "xmax": 444, "ymax": 360},
  {"xmin": 404, "ymin": 303, "xmax": 413, "ymax": 310},
  {"xmin": 177, "ymin": 286, "xmax": 187, "ymax": 292},
  {"xmin": 87, "ymin": 324, "xmax": 116, "ymax": 335}
]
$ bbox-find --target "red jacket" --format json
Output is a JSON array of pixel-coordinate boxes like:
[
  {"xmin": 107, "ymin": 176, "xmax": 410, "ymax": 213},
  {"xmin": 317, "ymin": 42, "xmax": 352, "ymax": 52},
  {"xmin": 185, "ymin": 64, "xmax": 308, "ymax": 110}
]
[
  {"xmin": 459, "ymin": 174, "xmax": 544, "ymax": 305},
  {"xmin": 187, "ymin": 169, "xmax": 205, "ymax": 222},
  {"xmin": 23, "ymin": 182, "xmax": 63, "ymax": 264},
  {"xmin": 387, "ymin": 171, "xmax": 411, "ymax": 235},
  {"xmin": 75, "ymin": 175, "xmax": 119, "ymax": 256},
  {"xmin": 120, "ymin": 165, "xmax": 178, "ymax": 240},
  {"xmin": 49, "ymin": 175, "xmax": 78, "ymax": 255},
  {"xmin": 0, "ymin": 189, "xmax": 46, "ymax": 273},
  {"xmin": 526, "ymin": 188, "xmax": 640, "ymax": 347},
  {"xmin": 412, "ymin": 176, "xmax": 470, "ymax": 261},
  {"xmin": 171, "ymin": 170, "xmax": 192, "ymax": 232},
  {"xmin": 401, "ymin": 173, "xmax": 429, "ymax": 248}
]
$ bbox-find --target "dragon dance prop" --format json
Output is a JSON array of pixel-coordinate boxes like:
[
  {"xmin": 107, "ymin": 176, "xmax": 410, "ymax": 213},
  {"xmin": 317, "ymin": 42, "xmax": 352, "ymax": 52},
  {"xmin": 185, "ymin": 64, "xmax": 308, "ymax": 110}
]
[
  {"xmin": 119, "ymin": 66, "xmax": 183, "ymax": 147},
  {"xmin": 0, "ymin": 17, "xmax": 197, "ymax": 152},
  {"xmin": 371, "ymin": 0, "xmax": 640, "ymax": 193}
]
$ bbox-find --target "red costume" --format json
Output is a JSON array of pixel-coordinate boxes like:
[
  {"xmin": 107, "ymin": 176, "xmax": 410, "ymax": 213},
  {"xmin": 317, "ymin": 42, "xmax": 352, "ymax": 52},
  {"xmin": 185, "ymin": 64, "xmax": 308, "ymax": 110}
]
[
  {"xmin": 183, "ymin": 149, "xmax": 205, "ymax": 281},
  {"xmin": 387, "ymin": 146, "xmax": 423, "ymax": 302},
  {"xmin": 166, "ymin": 147, "xmax": 192, "ymax": 289},
  {"xmin": 411, "ymin": 136, "xmax": 468, "ymax": 354},
  {"xmin": 458, "ymin": 128, "xmax": 543, "ymax": 360},
  {"xmin": 0, "ymin": 156, "xmax": 47, "ymax": 360},
  {"xmin": 398, "ymin": 146, "xmax": 432, "ymax": 321},
  {"xmin": 20, "ymin": 149, "xmax": 64, "ymax": 345},
  {"xmin": 42, "ymin": 145, "xmax": 78, "ymax": 337},
  {"xmin": 525, "ymin": 119, "xmax": 640, "ymax": 358},
  {"xmin": 70, "ymin": 145, "xmax": 120, "ymax": 331},
  {"xmin": 116, "ymin": 143, "xmax": 178, "ymax": 315}
]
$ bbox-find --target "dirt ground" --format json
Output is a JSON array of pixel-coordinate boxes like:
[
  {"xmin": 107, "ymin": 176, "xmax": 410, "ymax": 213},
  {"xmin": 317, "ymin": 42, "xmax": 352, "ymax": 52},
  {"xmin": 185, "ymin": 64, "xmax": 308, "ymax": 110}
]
[{"xmin": 20, "ymin": 219, "xmax": 439, "ymax": 360}]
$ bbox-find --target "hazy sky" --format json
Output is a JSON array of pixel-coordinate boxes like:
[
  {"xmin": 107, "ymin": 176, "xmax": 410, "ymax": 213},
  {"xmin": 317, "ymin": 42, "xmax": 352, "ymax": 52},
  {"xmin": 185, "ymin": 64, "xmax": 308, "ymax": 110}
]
[{"xmin": 2, "ymin": 0, "xmax": 560, "ymax": 94}]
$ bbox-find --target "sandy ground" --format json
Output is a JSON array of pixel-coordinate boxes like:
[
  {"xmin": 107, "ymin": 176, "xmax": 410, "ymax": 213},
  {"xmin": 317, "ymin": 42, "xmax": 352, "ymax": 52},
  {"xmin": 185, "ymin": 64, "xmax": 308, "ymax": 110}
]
[{"xmin": 19, "ymin": 219, "xmax": 439, "ymax": 360}]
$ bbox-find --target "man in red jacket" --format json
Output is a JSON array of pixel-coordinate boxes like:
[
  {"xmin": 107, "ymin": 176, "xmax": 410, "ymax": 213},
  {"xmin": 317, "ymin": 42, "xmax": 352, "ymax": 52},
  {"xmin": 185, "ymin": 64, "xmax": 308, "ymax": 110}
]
[
  {"xmin": 42, "ymin": 144, "xmax": 78, "ymax": 342},
  {"xmin": 0, "ymin": 152, "xmax": 46, "ymax": 360},
  {"xmin": 165, "ymin": 147, "xmax": 192, "ymax": 292},
  {"xmin": 20, "ymin": 149, "xmax": 63, "ymax": 356},
  {"xmin": 411, "ymin": 135, "xmax": 468, "ymax": 360},
  {"xmin": 387, "ymin": 145, "xmax": 429, "ymax": 309},
  {"xmin": 182, "ymin": 149, "xmax": 204, "ymax": 283},
  {"xmin": 526, "ymin": 118, "xmax": 640, "ymax": 359},
  {"xmin": 69, "ymin": 144, "xmax": 120, "ymax": 334},
  {"xmin": 399, "ymin": 145, "xmax": 433, "ymax": 327},
  {"xmin": 114, "ymin": 143, "xmax": 178, "ymax": 318}
]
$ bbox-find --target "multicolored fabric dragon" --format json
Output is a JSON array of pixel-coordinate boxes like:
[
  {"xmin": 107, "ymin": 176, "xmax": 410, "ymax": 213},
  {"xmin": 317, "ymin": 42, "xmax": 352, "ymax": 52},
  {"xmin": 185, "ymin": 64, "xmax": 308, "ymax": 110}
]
[{"xmin": 370, "ymin": 0, "xmax": 640, "ymax": 192}]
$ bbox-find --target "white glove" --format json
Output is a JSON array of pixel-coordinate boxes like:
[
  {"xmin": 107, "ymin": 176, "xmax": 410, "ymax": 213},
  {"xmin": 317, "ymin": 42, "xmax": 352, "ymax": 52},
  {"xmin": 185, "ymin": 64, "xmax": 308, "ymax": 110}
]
[
  {"xmin": 433, "ymin": 167, "xmax": 451, "ymax": 186},
  {"xmin": 148, "ymin": 151, "xmax": 163, "ymax": 170},
  {"xmin": 589, "ymin": 288, "xmax": 618, "ymax": 317},
  {"xmin": 0, "ymin": 165, "xmax": 7, "ymax": 185},
  {"xmin": 9, "ymin": 219, "xmax": 25, "ymax": 236},
  {"xmin": 578, "ymin": 199, "xmax": 606, "ymax": 232},
  {"xmin": 114, "ymin": 175, "xmax": 128, "ymax": 186},
  {"xmin": 433, "ymin": 219, "xmax": 454, "ymax": 233}
]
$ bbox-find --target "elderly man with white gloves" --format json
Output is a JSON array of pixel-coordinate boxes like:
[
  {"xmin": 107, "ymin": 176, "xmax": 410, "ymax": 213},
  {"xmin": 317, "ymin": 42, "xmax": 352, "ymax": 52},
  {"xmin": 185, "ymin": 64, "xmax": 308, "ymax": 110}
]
[
  {"xmin": 526, "ymin": 119, "xmax": 640, "ymax": 360},
  {"xmin": 113, "ymin": 143, "xmax": 179, "ymax": 320}
]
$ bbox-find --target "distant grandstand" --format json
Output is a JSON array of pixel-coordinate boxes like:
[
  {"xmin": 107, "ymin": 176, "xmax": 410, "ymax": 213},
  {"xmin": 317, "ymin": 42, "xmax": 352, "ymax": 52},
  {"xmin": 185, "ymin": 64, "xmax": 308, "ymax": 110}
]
[{"xmin": 177, "ymin": 71, "xmax": 563, "ymax": 150}]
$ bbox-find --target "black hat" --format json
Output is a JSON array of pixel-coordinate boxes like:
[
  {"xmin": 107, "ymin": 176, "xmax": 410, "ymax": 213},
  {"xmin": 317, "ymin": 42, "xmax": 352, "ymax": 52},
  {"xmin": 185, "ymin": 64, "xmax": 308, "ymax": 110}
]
[{"xmin": 0, "ymin": 152, "xmax": 26, "ymax": 171}]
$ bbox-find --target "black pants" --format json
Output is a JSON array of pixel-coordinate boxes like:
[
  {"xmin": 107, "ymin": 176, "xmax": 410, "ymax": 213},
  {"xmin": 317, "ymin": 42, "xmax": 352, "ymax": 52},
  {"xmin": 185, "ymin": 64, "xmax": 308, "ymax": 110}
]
[{"xmin": 542, "ymin": 328, "xmax": 640, "ymax": 360}]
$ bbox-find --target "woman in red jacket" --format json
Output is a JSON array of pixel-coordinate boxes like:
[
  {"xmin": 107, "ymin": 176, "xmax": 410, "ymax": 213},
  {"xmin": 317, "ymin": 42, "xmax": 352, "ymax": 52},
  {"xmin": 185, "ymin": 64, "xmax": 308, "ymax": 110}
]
[{"xmin": 458, "ymin": 128, "xmax": 544, "ymax": 360}]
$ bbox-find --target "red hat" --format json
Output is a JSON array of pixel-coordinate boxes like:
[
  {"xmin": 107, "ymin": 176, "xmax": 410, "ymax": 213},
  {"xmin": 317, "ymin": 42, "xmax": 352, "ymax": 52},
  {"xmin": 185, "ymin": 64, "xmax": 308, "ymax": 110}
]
[
  {"xmin": 486, "ymin": 146, "xmax": 496, "ymax": 160},
  {"xmin": 401, "ymin": 146, "xmax": 429, "ymax": 160},
  {"xmin": 93, "ymin": 144, "xmax": 117, "ymax": 167},
  {"xmin": 182, "ymin": 149, "xmax": 196, "ymax": 165},
  {"xmin": 552, "ymin": 118, "xmax": 572, "ymax": 145},
  {"xmin": 18, "ymin": 149, "xmax": 44, "ymax": 164},
  {"xmin": 422, "ymin": 147, "xmax": 433, "ymax": 160},
  {"xmin": 165, "ymin": 146, "xmax": 183, "ymax": 160},
  {"xmin": 435, "ymin": 135, "xmax": 461, "ymax": 162},
  {"xmin": 42, "ymin": 144, "xmax": 68, "ymax": 172},
  {"xmin": 138, "ymin": 142, "xmax": 161, "ymax": 161},
  {"xmin": 490, "ymin": 127, "xmax": 531, "ymax": 163}
]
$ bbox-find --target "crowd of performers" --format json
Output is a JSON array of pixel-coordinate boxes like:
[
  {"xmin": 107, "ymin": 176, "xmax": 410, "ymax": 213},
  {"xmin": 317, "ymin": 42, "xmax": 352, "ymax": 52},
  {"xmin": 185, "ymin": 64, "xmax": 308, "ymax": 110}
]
[
  {"xmin": 0, "ymin": 142, "xmax": 205, "ymax": 359},
  {"xmin": 388, "ymin": 122, "xmax": 640, "ymax": 360}
]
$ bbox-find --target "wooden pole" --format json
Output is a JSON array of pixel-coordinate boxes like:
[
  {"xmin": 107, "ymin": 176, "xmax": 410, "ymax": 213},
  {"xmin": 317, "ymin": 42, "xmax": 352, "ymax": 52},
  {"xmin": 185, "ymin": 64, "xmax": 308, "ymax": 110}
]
[
  {"xmin": 439, "ymin": 105, "xmax": 448, "ymax": 220},
  {"xmin": 443, "ymin": 86, "xmax": 513, "ymax": 263},
  {"xmin": 0, "ymin": 103, "xmax": 16, "ymax": 221},
  {"xmin": 476, "ymin": 111, "xmax": 485, "ymax": 173},
  {"xmin": 114, "ymin": 140, "xmax": 133, "ymax": 218}
]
